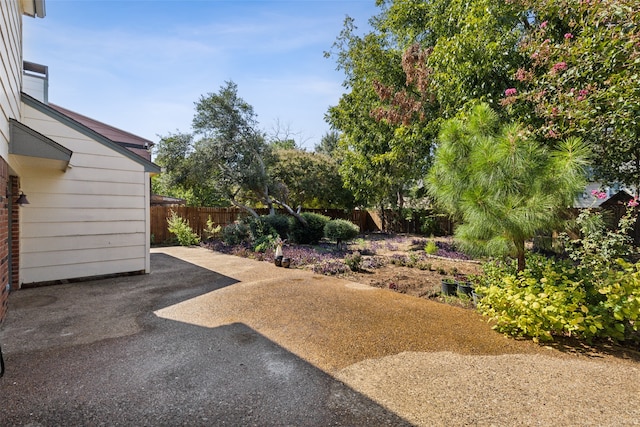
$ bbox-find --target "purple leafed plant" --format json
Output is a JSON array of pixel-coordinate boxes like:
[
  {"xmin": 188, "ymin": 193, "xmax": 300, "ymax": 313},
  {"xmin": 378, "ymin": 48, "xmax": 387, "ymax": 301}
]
[
  {"xmin": 361, "ymin": 256, "xmax": 387, "ymax": 270},
  {"xmin": 435, "ymin": 240, "xmax": 471, "ymax": 260},
  {"xmin": 312, "ymin": 260, "xmax": 350, "ymax": 275}
]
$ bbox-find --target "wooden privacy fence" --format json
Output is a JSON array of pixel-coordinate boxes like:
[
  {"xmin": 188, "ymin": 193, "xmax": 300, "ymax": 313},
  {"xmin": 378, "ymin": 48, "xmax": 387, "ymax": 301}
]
[{"xmin": 150, "ymin": 206, "xmax": 374, "ymax": 244}]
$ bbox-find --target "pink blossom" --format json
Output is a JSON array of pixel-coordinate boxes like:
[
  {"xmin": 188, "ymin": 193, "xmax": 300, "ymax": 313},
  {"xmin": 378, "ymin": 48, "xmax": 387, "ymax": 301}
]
[
  {"xmin": 540, "ymin": 21, "xmax": 548, "ymax": 29},
  {"xmin": 576, "ymin": 88, "xmax": 589, "ymax": 102},
  {"xmin": 629, "ymin": 198, "xmax": 639, "ymax": 207},
  {"xmin": 591, "ymin": 189, "xmax": 607, "ymax": 200},
  {"xmin": 515, "ymin": 68, "xmax": 528, "ymax": 82},
  {"xmin": 564, "ymin": 33, "xmax": 574, "ymax": 39},
  {"xmin": 505, "ymin": 88, "xmax": 517, "ymax": 97},
  {"xmin": 551, "ymin": 107, "xmax": 559, "ymax": 115},
  {"xmin": 552, "ymin": 62, "xmax": 567, "ymax": 73}
]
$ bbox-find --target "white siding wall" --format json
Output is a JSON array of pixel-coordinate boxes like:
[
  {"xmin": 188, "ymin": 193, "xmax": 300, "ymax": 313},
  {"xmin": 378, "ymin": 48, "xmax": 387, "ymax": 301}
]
[
  {"xmin": 0, "ymin": 0, "xmax": 22, "ymax": 159},
  {"xmin": 22, "ymin": 73, "xmax": 46, "ymax": 103},
  {"xmin": 16, "ymin": 103, "xmax": 151, "ymax": 284}
]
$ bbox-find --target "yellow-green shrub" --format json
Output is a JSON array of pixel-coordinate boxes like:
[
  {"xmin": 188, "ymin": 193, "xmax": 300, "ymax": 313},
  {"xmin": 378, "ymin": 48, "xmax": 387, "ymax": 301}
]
[{"xmin": 477, "ymin": 254, "xmax": 640, "ymax": 343}]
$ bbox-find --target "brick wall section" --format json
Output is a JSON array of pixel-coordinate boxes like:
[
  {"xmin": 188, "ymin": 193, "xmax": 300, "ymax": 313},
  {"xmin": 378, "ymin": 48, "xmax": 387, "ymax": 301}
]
[
  {"xmin": 0, "ymin": 159, "xmax": 8, "ymax": 324},
  {"xmin": 10, "ymin": 175, "xmax": 19, "ymax": 290}
]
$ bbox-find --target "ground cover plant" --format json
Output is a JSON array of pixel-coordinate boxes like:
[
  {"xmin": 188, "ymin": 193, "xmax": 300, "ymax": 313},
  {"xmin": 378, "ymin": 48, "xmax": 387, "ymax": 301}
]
[{"xmin": 203, "ymin": 231, "xmax": 481, "ymax": 305}]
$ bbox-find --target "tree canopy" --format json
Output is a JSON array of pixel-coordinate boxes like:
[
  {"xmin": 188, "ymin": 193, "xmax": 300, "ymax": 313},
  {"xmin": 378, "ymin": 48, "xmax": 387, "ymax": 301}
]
[
  {"xmin": 154, "ymin": 81, "xmax": 354, "ymax": 215},
  {"xmin": 505, "ymin": 0, "xmax": 640, "ymax": 190}
]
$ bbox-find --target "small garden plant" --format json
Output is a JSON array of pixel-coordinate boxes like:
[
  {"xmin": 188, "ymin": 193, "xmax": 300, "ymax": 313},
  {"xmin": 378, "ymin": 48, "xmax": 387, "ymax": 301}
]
[
  {"xmin": 324, "ymin": 219, "xmax": 360, "ymax": 250},
  {"xmin": 167, "ymin": 211, "xmax": 200, "ymax": 246}
]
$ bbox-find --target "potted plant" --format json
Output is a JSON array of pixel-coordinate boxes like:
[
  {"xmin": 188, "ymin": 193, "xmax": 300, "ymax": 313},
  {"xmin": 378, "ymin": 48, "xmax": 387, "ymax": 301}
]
[
  {"xmin": 441, "ymin": 278, "xmax": 457, "ymax": 296},
  {"xmin": 455, "ymin": 275, "xmax": 473, "ymax": 297}
]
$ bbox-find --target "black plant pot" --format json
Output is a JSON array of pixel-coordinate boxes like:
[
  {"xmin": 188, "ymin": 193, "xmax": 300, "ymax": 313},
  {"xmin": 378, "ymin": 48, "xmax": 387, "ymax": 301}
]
[
  {"xmin": 457, "ymin": 281, "xmax": 473, "ymax": 297},
  {"xmin": 274, "ymin": 256, "xmax": 283, "ymax": 267},
  {"xmin": 281, "ymin": 258, "xmax": 291, "ymax": 268},
  {"xmin": 441, "ymin": 279, "xmax": 457, "ymax": 296}
]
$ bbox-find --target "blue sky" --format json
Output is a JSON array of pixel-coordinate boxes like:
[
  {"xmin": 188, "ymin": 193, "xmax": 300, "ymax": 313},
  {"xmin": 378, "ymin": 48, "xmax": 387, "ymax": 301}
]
[{"xmin": 23, "ymin": 0, "xmax": 378, "ymax": 150}]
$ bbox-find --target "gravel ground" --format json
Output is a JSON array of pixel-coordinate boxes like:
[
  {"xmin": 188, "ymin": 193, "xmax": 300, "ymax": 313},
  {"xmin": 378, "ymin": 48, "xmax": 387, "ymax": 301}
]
[
  {"xmin": 337, "ymin": 351, "xmax": 640, "ymax": 426},
  {"xmin": 157, "ymin": 247, "xmax": 640, "ymax": 427},
  {"xmin": 4, "ymin": 246, "xmax": 639, "ymax": 426}
]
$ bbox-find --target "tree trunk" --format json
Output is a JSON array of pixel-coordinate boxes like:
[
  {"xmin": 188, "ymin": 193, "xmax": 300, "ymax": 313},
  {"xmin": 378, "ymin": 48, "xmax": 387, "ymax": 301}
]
[
  {"xmin": 272, "ymin": 198, "xmax": 308, "ymax": 226},
  {"xmin": 397, "ymin": 189, "xmax": 404, "ymax": 233},
  {"xmin": 263, "ymin": 184, "xmax": 275, "ymax": 216},
  {"xmin": 379, "ymin": 203, "xmax": 387, "ymax": 232},
  {"xmin": 229, "ymin": 199, "xmax": 260, "ymax": 218},
  {"xmin": 516, "ymin": 240, "xmax": 526, "ymax": 272}
]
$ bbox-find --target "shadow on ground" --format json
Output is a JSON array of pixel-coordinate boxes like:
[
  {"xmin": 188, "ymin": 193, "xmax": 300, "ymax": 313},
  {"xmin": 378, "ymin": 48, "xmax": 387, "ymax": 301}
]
[{"xmin": 0, "ymin": 253, "xmax": 412, "ymax": 426}]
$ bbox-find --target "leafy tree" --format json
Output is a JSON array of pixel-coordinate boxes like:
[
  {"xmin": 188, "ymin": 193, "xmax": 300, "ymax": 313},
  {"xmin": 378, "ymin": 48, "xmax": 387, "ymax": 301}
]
[
  {"xmin": 191, "ymin": 81, "xmax": 275, "ymax": 217},
  {"xmin": 427, "ymin": 104, "xmax": 590, "ymax": 271},
  {"xmin": 505, "ymin": 0, "xmax": 640, "ymax": 192},
  {"xmin": 375, "ymin": 0, "xmax": 529, "ymax": 119},
  {"xmin": 326, "ymin": 1, "xmax": 528, "ymax": 222},
  {"xmin": 153, "ymin": 132, "xmax": 228, "ymax": 206},
  {"xmin": 270, "ymin": 139, "xmax": 297, "ymax": 151},
  {"xmin": 326, "ymin": 17, "xmax": 433, "ymax": 223},
  {"xmin": 155, "ymin": 82, "xmax": 307, "ymax": 225},
  {"xmin": 269, "ymin": 149, "xmax": 354, "ymax": 209},
  {"xmin": 314, "ymin": 131, "xmax": 340, "ymax": 157}
]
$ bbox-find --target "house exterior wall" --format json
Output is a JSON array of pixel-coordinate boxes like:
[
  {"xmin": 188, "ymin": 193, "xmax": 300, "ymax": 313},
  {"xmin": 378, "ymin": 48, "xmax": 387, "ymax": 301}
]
[
  {"xmin": 22, "ymin": 72, "xmax": 46, "ymax": 103},
  {"xmin": 15, "ymin": 102, "xmax": 151, "ymax": 285},
  {"xmin": 0, "ymin": 1, "xmax": 22, "ymax": 321}
]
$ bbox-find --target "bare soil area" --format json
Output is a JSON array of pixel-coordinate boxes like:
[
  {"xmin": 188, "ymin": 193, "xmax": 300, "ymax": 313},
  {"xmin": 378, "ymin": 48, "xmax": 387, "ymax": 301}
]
[{"xmin": 342, "ymin": 235, "xmax": 482, "ymax": 305}]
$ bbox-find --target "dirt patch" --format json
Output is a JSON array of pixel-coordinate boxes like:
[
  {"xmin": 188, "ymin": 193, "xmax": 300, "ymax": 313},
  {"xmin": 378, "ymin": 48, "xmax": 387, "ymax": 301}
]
[
  {"xmin": 337, "ymin": 235, "xmax": 482, "ymax": 304},
  {"xmin": 346, "ymin": 258, "xmax": 481, "ymax": 300}
]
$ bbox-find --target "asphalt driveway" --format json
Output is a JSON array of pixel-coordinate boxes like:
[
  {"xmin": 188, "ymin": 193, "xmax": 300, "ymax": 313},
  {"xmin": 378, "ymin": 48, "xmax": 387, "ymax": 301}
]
[{"xmin": 1, "ymin": 246, "xmax": 638, "ymax": 426}]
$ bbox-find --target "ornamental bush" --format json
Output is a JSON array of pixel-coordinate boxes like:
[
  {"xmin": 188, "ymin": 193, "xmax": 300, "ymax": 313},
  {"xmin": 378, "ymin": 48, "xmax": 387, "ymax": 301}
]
[
  {"xmin": 476, "ymin": 255, "xmax": 640, "ymax": 343},
  {"xmin": 242, "ymin": 216, "xmax": 277, "ymax": 243},
  {"xmin": 262, "ymin": 214, "xmax": 290, "ymax": 239},
  {"xmin": 477, "ymin": 209, "xmax": 640, "ymax": 343},
  {"xmin": 221, "ymin": 222, "xmax": 250, "ymax": 246},
  {"xmin": 324, "ymin": 219, "xmax": 360, "ymax": 248},
  {"xmin": 344, "ymin": 251, "xmax": 363, "ymax": 272},
  {"xmin": 288, "ymin": 212, "xmax": 330, "ymax": 244},
  {"xmin": 167, "ymin": 211, "xmax": 200, "ymax": 246}
]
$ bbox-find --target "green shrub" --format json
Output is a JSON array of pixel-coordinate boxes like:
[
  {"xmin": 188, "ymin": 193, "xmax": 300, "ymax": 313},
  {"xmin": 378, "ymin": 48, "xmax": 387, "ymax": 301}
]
[
  {"xmin": 202, "ymin": 215, "xmax": 222, "ymax": 241},
  {"xmin": 262, "ymin": 214, "xmax": 290, "ymax": 239},
  {"xmin": 424, "ymin": 240, "xmax": 438, "ymax": 255},
  {"xmin": 477, "ymin": 253, "xmax": 640, "ymax": 343},
  {"xmin": 221, "ymin": 222, "xmax": 250, "ymax": 246},
  {"xmin": 167, "ymin": 211, "xmax": 200, "ymax": 246},
  {"xmin": 289, "ymin": 212, "xmax": 330, "ymax": 244},
  {"xmin": 344, "ymin": 251, "xmax": 362, "ymax": 272},
  {"xmin": 420, "ymin": 216, "xmax": 438, "ymax": 236},
  {"xmin": 324, "ymin": 219, "xmax": 360, "ymax": 248},
  {"xmin": 242, "ymin": 216, "xmax": 277, "ymax": 242},
  {"xmin": 253, "ymin": 233, "xmax": 279, "ymax": 253},
  {"xmin": 476, "ymin": 208, "xmax": 640, "ymax": 343}
]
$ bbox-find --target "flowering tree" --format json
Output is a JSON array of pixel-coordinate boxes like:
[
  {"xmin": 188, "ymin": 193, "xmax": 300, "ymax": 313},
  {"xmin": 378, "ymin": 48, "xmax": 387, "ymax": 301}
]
[{"xmin": 505, "ymin": 0, "xmax": 640, "ymax": 191}]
